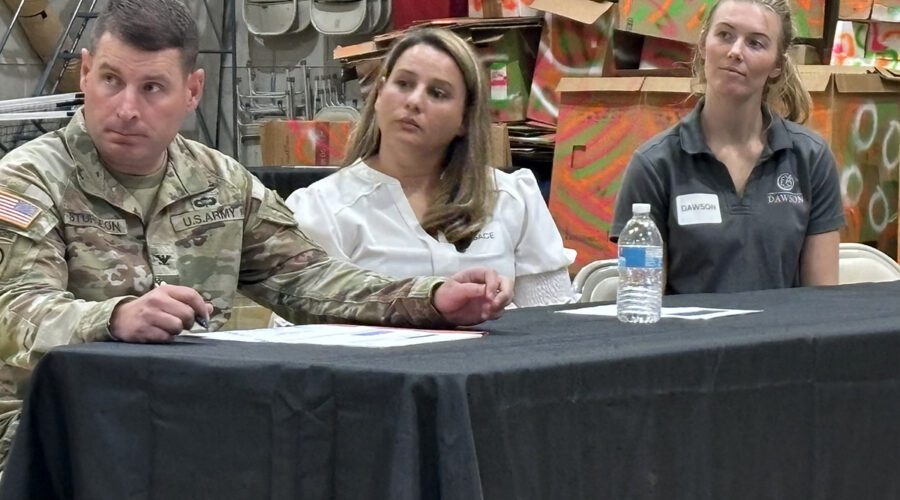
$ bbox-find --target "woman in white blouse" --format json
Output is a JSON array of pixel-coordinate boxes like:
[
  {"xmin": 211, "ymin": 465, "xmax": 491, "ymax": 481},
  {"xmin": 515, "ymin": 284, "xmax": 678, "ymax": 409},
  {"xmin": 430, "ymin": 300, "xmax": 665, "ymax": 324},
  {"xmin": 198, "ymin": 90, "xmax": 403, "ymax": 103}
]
[{"xmin": 286, "ymin": 28, "xmax": 573, "ymax": 307}]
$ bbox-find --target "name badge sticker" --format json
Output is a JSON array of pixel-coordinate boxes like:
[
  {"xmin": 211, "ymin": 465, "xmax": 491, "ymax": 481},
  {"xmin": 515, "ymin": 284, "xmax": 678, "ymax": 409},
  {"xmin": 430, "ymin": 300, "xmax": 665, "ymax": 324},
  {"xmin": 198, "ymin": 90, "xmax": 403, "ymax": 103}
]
[{"xmin": 676, "ymin": 193, "xmax": 722, "ymax": 226}]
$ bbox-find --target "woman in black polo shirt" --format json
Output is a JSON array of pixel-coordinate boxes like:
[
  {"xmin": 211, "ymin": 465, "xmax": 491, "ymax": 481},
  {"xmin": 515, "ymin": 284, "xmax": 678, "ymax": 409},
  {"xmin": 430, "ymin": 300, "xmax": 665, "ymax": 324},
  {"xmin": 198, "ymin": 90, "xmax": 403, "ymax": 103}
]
[{"xmin": 610, "ymin": 0, "xmax": 844, "ymax": 294}]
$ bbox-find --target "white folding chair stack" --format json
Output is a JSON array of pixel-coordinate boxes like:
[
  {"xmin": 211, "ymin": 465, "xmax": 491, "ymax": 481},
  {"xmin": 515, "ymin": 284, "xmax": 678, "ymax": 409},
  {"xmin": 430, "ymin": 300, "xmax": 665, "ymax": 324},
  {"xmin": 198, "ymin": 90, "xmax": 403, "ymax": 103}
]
[
  {"xmin": 243, "ymin": 0, "xmax": 311, "ymax": 36},
  {"xmin": 310, "ymin": 0, "xmax": 391, "ymax": 36}
]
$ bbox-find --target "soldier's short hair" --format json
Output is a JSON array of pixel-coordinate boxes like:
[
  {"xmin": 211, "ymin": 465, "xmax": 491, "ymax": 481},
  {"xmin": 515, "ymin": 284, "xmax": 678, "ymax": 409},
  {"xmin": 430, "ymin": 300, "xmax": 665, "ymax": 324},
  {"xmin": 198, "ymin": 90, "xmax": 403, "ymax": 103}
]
[{"xmin": 89, "ymin": 0, "xmax": 199, "ymax": 72}]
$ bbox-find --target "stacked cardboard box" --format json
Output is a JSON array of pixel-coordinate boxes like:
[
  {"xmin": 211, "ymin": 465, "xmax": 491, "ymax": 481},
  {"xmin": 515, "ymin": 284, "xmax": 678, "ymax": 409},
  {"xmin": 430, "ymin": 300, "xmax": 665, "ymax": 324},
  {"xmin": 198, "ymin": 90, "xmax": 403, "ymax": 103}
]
[
  {"xmin": 801, "ymin": 67, "xmax": 900, "ymax": 258},
  {"xmin": 547, "ymin": 76, "xmax": 697, "ymax": 269},
  {"xmin": 334, "ymin": 18, "xmax": 542, "ymax": 123},
  {"xmin": 469, "ymin": 0, "xmax": 541, "ymax": 18},
  {"xmin": 618, "ymin": 0, "xmax": 825, "ymax": 41},
  {"xmin": 550, "ymin": 68, "xmax": 900, "ymax": 272},
  {"xmin": 526, "ymin": 0, "xmax": 827, "ymax": 126},
  {"xmin": 260, "ymin": 120, "xmax": 353, "ymax": 166},
  {"xmin": 526, "ymin": 0, "xmax": 619, "ymax": 125},
  {"xmin": 832, "ymin": 0, "xmax": 900, "ymax": 69}
]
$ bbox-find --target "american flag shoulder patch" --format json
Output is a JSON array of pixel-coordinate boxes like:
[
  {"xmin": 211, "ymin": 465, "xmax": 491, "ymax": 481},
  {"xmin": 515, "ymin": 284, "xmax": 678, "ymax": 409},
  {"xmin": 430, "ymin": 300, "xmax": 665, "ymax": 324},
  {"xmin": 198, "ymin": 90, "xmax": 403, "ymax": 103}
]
[{"xmin": 0, "ymin": 190, "xmax": 42, "ymax": 229}]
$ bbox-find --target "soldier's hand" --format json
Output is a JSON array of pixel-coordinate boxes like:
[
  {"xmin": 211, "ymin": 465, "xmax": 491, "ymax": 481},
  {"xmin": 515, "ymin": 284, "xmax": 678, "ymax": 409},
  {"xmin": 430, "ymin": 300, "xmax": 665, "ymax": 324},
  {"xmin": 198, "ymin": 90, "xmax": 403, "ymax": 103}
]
[
  {"xmin": 109, "ymin": 284, "xmax": 213, "ymax": 343},
  {"xmin": 432, "ymin": 267, "xmax": 512, "ymax": 326}
]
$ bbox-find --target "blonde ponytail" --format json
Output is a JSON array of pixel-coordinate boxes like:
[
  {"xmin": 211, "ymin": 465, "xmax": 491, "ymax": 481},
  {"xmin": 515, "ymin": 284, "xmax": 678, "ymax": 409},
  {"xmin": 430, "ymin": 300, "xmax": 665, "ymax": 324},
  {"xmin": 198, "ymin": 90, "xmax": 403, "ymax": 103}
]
[{"xmin": 765, "ymin": 54, "xmax": 811, "ymax": 123}]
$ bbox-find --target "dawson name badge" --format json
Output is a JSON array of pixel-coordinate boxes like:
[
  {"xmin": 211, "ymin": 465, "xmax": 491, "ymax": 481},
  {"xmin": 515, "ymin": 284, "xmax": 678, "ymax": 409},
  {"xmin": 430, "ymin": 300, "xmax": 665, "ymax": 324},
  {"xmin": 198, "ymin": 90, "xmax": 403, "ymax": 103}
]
[{"xmin": 676, "ymin": 193, "xmax": 722, "ymax": 226}]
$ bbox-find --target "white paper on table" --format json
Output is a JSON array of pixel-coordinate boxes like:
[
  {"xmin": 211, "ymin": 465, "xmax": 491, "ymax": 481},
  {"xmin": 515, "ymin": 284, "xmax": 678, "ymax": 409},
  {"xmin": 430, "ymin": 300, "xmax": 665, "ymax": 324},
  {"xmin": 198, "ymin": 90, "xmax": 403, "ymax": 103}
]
[
  {"xmin": 559, "ymin": 304, "xmax": 761, "ymax": 320},
  {"xmin": 183, "ymin": 324, "xmax": 485, "ymax": 347}
]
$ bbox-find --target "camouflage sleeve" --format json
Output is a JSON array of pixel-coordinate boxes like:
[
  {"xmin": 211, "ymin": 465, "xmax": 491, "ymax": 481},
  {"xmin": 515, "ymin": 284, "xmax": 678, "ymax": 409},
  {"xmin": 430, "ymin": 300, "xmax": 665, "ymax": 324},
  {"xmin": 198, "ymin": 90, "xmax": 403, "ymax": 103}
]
[
  {"xmin": 0, "ymin": 206, "xmax": 133, "ymax": 371},
  {"xmin": 236, "ymin": 178, "xmax": 451, "ymax": 328}
]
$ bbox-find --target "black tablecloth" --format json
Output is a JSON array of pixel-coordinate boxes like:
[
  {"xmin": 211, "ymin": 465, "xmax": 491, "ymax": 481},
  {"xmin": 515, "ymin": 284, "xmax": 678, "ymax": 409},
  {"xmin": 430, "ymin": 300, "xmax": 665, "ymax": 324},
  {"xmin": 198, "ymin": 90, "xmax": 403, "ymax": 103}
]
[
  {"xmin": 247, "ymin": 166, "xmax": 337, "ymax": 199},
  {"xmin": 3, "ymin": 282, "xmax": 900, "ymax": 499}
]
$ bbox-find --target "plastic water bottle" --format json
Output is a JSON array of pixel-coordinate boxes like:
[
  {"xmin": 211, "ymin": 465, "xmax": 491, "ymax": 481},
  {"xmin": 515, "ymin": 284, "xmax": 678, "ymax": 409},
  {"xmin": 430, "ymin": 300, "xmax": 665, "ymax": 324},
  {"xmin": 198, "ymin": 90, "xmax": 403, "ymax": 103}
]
[{"xmin": 616, "ymin": 203, "xmax": 663, "ymax": 323}]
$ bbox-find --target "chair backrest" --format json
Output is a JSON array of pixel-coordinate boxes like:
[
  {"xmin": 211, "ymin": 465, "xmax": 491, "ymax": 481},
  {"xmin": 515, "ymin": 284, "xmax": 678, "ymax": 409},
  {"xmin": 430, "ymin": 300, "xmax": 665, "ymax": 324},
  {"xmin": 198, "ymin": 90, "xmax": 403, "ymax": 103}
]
[
  {"xmin": 310, "ymin": 0, "xmax": 367, "ymax": 35},
  {"xmin": 838, "ymin": 242, "xmax": 900, "ymax": 284},
  {"xmin": 587, "ymin": 270, "xmax": 618, "ymax": 303},
  {"xmin": 243, "ymin": 0, "xmax": 310, "ymax": 36},
  {"xmin": 572, "ymin": 258, "xmax": 618, "ymax": 303}
]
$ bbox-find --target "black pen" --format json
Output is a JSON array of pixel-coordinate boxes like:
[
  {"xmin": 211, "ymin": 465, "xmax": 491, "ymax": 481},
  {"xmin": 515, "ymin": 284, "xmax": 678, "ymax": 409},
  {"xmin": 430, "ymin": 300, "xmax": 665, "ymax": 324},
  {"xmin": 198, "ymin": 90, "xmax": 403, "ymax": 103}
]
[{"xmin": 154, "ymin": 281, "xmax": 210, "ymax": 330}]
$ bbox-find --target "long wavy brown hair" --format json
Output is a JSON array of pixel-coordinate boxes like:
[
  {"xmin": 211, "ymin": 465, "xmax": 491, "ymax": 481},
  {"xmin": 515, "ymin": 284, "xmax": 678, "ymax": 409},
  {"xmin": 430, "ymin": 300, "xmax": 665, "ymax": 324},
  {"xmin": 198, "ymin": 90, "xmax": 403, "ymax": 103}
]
[
  {"xmin": 343, "ymin": 28, "xmax": 495, "ymax": 251},
  {"xmin": 690, "ymin": 0, "xmax": 811, "ymax": 123}
]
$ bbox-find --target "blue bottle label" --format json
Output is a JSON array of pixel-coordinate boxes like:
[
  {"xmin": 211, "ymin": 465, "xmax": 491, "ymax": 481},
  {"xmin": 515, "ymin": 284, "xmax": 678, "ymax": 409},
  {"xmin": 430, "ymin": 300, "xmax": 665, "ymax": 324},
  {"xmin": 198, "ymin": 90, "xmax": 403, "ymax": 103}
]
[{"xmin": 618, "ymin": 246, "xmax": 663, "ymax": 269}]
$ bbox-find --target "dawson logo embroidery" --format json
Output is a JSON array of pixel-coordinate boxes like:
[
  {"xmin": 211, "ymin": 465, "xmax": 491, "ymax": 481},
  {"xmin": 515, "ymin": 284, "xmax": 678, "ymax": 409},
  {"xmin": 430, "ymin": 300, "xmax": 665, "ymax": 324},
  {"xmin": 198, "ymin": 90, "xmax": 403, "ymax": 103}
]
[
  {"xmin": 154, "ymin": 254, "xmax": 172, "ymax": 265},
  {"xmin": 776, "ymin": 173, "xmax": 795, "ymax": 191},
  {"xmin": 769, "ymin": 173, "xmax": 803, "ymax": 204}
]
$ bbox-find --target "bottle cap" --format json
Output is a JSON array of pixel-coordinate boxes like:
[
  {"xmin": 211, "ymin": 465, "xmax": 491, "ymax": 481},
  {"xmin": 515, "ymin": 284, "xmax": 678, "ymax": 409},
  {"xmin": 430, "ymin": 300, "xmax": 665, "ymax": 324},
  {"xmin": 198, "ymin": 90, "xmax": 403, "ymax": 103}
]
[{"xmin": 632, "ymin": 203, "xmax": 651, "ymax": 214}]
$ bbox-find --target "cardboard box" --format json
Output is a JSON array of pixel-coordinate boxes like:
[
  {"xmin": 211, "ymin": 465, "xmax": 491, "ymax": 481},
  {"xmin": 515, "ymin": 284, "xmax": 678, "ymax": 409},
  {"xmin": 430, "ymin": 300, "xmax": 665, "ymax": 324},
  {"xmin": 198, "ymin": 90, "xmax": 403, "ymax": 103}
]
[
  {"xmin": 828, "ymin": 71, "xmax": 899, "ymax": 257},
  {"xmin": 798, "ymin": 65, "xmax": 868, "ymax": 163},
  {"xmin": 638, "ymin": 36, "xmax": 695, "ymax": 70},
  {"xmin": 550, "ymin": 68, "xmax": 900, "ymax": 272},
  {"xmin": 260, "ymin": 120, "xmax": 352, "ymax": 166},
  {"xmin": 799, "ymin": 66, "xmax": 898, "ymax": 258},
  {"xmin": 840, "ymin": 0, "xmax": 875, "ymax": 19},
  {"xmin": 525, "ymin": 0, "xmax": 618, "ymax": 126},
  {"xmin": 547, "ymin": 76, "xmax": 696, "ymax": 271},
  {"xmin": 490, "ymin": 122, "xmax": 514, "ymax": 169},
  {"xmin": 831, "ymin": 20, "xmax": 900, "ymax": 69},
  {"xmin": 391, "ymin": 0, "xmax": 468, "ymax": 30},
  {"xmin": 789, "ymin": 44, "xmax": 823, "ymax": 65},
  {"xmin": 470, "ymin": 0, "xmax": 540, "ymax": 18},
  {"xmin": 831, "ymin": 20, "xmax": 872, "ymax": 65},
  {"xmin": 872, "ymin": 0, "xmax": 900, "ymax": 21},
  {"xmin": 618, "ymin": 0, "xmax": 825, "ymax": 42},
  {"xmin": 334, "ymin": 18, "xmax": 542, "ymax": 122},
  {"xmin": 221, "ymin": 292, "xmax": 273, "ymax": 331},
  {"xmin": 480, "ymin": 27, "xmax": 541, "ymax": 122},
  {"xmin": 790, "ymin": 0, "xmax": 828, "ymax": 37},
  {"xmin": 617, "ymin": 0, "xmax": 713, "ymax": 44},
  {"xmin": 839, "ymin": 0, "xmax": 900, "ymax": 21},
  {"xmin": 866, "ymin": 22, "xmax": 900, "ymax": 61}
]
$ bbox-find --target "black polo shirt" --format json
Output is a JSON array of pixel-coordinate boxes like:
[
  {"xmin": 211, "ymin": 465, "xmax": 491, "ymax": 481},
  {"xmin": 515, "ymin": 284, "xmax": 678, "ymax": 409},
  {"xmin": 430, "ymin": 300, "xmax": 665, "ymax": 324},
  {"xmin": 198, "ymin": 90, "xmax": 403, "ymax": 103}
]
[{"xmin": 610, "ymin": 102, "xmax": 844, "ymax": 294}]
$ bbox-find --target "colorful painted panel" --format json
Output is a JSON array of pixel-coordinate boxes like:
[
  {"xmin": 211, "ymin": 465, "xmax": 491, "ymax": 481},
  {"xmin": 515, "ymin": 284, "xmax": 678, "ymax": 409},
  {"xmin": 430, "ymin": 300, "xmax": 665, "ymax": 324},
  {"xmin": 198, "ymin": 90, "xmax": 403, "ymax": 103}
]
[
  {"xmin": 549, "ymin": 83, "xmax": 695, "ymax": 272},
  {"xmin": 790, "ymin": 0, "xmax": 828, "ymax": 37},
  {"xmin": 638, "ymin": 36, "xmax": 695, "ymax": 70},
  {"xmin": 469, "ymin": 0, "xmax": 540, "ymax": 17},
  {"xmin": 526, "ymin": 12, "xmax": 615, "ymax": 126},
  {"xmin": 872, "ymin": 0, "xmax": 900, "ymax": 21},
  {"xmin": 832, "ymin": 20, "xmax": 900, "ymax": 68},
  {"xmin": 260, "ymin": 120, "xmax": 352, "ymax": 166},
  {"xmin": 866, "ymin": 22, "xmax": 900, "ymax": 62},
  {"xmin": 480, "ymin": 28, "xmax": 541, "ymax": 122},
  {"xmin": 618, "ymin": 0, "xmax": 824, "ymax": 42},
  {"xmin": 831, "ymin": 20, "xmax": 870, "ymax": 65},
  {"xmin": 839, "ymin": 0, "xmax": 875, "ymax": 20},
  {"xmin": 832, "ymin": 94, "xmax": 900, "ymax": 258}
]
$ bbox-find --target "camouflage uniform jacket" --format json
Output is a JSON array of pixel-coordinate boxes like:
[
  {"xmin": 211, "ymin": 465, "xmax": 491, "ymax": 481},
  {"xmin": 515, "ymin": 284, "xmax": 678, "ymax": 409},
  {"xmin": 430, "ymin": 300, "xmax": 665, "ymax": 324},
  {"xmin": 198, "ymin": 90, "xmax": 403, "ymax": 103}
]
[{"xmin": 0, "ymin": 111, "xmax": 447, "ymax": 463}]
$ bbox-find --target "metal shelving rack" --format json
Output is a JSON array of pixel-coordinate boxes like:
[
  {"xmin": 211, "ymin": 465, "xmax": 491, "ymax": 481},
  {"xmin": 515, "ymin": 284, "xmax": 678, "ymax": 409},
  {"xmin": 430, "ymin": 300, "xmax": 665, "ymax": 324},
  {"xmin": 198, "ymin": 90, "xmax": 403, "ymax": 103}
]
[{"xmin": 0, "ymin": 0, "xmax": 238, "ymax": 156}]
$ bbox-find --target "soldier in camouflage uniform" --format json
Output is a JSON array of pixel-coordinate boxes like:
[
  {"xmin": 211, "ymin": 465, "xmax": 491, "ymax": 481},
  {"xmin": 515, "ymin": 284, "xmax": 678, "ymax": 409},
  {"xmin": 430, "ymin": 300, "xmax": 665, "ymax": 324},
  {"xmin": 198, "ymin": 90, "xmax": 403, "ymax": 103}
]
[{"xmin": 0, "ymin": 0, "xmax": 512, "ymax": 470}]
